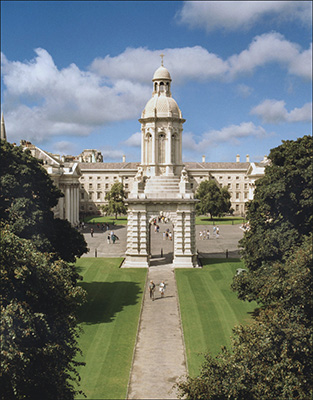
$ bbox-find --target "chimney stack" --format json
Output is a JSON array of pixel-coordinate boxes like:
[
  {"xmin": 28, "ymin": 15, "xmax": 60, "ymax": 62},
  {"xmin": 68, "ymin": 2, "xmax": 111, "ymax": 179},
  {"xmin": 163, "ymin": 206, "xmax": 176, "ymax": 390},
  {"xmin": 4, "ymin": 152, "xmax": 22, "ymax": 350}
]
[
  {"xmin": 202, "ymin": 155, "xmax": 206, "ymax": 163},
  {"xmin": 236, "ymin": 154, "xmax": 240, "ymax": 163},
  {"xmin": 122, "ymin": 155, "xmax": 126, "ymax": 163},
  {"xmin": 246, "ymin": 154, "xmax": 250, "ymax": 162}
]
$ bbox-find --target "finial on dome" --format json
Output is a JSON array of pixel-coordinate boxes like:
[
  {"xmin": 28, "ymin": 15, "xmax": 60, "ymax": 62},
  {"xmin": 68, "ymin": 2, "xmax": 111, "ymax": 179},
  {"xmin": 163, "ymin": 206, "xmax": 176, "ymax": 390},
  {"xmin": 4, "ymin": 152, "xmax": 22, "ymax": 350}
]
[{"xmin": 160, "ymin": 53, "xmax": 164, "ymax": 66}]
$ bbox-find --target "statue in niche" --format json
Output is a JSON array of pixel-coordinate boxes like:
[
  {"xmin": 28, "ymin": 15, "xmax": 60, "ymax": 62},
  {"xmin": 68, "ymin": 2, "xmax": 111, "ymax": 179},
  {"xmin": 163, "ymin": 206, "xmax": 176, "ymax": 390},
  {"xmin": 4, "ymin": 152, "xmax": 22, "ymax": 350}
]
[
  {"xmin": 134, "ymin": 166, "xmax": 143, "ymax": 182},
  {"xmin": 180, "ymin": 167, "xmax": 189, "ymax": 183}
]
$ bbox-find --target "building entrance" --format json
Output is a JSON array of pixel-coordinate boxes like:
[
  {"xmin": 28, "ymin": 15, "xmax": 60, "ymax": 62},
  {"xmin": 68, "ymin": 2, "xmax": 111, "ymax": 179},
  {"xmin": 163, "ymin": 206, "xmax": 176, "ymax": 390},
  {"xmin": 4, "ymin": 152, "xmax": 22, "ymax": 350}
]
[{"xmin": 149, "ymin": 214, "xmax": 174, "ymax": 266}]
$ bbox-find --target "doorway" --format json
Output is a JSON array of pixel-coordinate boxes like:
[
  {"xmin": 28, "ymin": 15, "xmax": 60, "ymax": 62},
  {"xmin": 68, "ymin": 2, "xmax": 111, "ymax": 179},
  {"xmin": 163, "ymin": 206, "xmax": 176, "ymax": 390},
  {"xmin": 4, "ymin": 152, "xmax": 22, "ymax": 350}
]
[{"xmin": 149, "ymin": 215, "xmax": 174, "ymax": 266}]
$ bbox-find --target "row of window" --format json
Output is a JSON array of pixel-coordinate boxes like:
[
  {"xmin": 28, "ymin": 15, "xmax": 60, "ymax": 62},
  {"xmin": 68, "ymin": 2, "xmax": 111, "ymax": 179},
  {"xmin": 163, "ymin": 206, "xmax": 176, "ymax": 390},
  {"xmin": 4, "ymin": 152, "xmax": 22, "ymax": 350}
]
[
  {"xmin": 81, "ymin": 183, "xmax": 129, "ymax": 190},
  {"xmin": 81, "ymin": 176, "xmax": 129, "ymax": 181}
]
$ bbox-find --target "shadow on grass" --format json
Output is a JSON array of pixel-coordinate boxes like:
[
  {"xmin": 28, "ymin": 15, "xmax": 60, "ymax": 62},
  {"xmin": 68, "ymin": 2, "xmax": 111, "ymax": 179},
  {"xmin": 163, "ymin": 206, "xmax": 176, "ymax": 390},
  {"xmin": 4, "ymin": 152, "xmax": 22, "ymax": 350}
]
[
  {"xmin": 201, "ymin": 257, "xmax": 242, "ymax": 265},
  {"xmin": 78, "ymin": 281, "xmax": 142, "ymax": 324}
]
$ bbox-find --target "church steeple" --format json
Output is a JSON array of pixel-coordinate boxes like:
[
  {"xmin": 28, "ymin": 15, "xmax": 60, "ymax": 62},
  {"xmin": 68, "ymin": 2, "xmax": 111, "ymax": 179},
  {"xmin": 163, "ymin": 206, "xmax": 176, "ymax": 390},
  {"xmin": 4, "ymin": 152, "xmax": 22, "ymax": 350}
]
[{"xmin": 1, "ymin": 113, "xmax": 7, "ymax": 141}]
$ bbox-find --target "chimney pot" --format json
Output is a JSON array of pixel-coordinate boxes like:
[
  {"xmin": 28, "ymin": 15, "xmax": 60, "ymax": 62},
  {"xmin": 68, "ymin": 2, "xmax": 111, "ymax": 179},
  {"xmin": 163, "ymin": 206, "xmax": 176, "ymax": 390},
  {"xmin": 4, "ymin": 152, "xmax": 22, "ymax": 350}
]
[
  {"xmin": 236, "ymin": 154, "xmax": 240, "ymax": 163},
  {"xmin": 123, "ymin": 155, "xmax": 126, "ymax": 163},
  {"xmin": 202, "ymin": 155, "xmax": 205, "ymax": 163},
  {"xmin": 246, "ymin": 154, "xmax": 250, "ymax": 162}
]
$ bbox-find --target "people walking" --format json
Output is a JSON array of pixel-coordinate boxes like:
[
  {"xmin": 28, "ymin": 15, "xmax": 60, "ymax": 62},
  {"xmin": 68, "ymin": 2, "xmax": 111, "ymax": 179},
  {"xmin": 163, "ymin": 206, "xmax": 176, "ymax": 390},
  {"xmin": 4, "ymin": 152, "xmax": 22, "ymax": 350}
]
[
  {"xmin": 90, "ymin": 227, "xmax": 94, "ymax": 237},
  {"xmin": 107, "ymin": 234, "xmax": 111, "ymax": 244},
  {"xmin": 159, "ymin": 281, "xmax": 166, "ymax": 298},
  {"xmin": 149, "ymin": 280, "xmax": 155, "ymax": 301}
]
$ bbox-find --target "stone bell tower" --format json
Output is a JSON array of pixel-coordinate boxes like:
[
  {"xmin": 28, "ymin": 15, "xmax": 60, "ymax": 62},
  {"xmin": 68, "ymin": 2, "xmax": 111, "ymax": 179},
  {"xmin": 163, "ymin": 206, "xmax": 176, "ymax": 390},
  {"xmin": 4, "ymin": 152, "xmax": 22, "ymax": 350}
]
[
  {"xmin": 123, "ymin": 59, "xmax": 197, "ymax": 268},
  {"xmin": 140, "ymin": 57, "xmax": 184, "ymax": 178}
]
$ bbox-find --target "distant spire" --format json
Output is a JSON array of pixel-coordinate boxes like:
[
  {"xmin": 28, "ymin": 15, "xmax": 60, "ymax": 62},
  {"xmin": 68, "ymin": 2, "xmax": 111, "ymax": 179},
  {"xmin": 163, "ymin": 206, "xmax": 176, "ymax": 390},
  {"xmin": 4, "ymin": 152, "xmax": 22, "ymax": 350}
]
[
  {"xmin": 1, "ymin": 113, "xmax": 7, "ymax": 141},
  {"xmin": 160, "ymin": 53, "xmax": 164, "ymax": 66}
]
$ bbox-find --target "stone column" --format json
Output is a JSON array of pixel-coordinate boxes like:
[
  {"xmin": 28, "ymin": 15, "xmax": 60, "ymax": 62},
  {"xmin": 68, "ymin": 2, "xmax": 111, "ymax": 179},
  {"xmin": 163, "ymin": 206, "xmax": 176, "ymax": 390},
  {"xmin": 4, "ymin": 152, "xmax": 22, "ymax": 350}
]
[
  {"xmin": 65, "ymin": 186, "xmax": 70, "ymax": 222},
  {"xmin": 76, "ymin": 185, "xmax": 80, "ymax": 224}
]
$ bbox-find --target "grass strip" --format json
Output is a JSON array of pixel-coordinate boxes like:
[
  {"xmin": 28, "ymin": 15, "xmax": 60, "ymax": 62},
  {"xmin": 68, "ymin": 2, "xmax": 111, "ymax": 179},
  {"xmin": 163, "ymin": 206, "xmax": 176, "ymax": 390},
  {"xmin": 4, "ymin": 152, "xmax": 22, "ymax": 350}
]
[
  {"xmin": 74, "ymin": 258, "xmax": 146, "ymax": 399},
  {"xmin": 176, "ymin": 258, "xmax": 257, "ymax": 377}
]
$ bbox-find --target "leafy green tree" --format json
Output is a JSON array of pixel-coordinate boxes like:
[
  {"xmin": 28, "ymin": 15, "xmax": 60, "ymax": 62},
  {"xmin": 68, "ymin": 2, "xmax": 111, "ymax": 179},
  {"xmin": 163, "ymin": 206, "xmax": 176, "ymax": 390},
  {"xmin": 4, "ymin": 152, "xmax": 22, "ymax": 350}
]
[
  {"xmin": 0, "ymin": 140, "xmax": 87, "ymax": 262},
  {"xmin": 102, "ymin": 182, "xmax": 127, "ymax": 219},
  {"xmin": 0, "ymin": 228, "xmax": 86, "ymax": 400},
  {"xmin": 177, "ymin": 236, "xmax": 313, "ymax": 400},
  {"xmin": 195, "ymin": 179, "xmax": 231, "ymax": 219},
  {"xmin": 234, "ymin": 135, "xmax": 313, "ymax": 301}
]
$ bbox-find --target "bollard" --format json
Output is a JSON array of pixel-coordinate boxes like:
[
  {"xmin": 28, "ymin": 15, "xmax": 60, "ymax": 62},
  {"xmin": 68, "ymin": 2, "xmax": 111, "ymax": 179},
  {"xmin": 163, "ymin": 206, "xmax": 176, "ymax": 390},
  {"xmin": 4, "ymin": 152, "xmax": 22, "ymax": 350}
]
[
  {"xmin": 95, "ymin": 248, "xmax": 97, "ymax": 258},
  {"xmin": 161, "ymin": 248, "xmax": 163, "ymax": 257},
  {"xmin": 226, "ymin": 249, "xmax": 228, "ymax": 258}
]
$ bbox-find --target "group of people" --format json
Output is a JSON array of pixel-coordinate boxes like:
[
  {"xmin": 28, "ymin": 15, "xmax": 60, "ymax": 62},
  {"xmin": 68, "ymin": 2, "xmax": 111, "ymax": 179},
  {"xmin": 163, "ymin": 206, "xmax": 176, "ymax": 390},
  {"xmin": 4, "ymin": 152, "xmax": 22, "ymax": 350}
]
[
  {"xmin": 198, "ymin": 225, "xmax": 220, "ymax": 240},
  {"xmin": 107, "ymin": 230, "xmax": 119, "ymax": 244},
  {"xmin": 148, "ymin": 280, "xmax": 166, "ymax": 301},
  {"xmin": 163, "ymin": 230, "xmax": 173, "ymax": 240}
]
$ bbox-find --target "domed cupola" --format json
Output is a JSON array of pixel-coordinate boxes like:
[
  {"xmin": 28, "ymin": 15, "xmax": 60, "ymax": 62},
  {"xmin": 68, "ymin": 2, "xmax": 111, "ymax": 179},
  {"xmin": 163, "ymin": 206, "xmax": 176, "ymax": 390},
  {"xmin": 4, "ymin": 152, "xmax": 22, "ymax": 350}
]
[{"xmin": 139, "ymin": 58, "xmax": 185, "ymax": 178}]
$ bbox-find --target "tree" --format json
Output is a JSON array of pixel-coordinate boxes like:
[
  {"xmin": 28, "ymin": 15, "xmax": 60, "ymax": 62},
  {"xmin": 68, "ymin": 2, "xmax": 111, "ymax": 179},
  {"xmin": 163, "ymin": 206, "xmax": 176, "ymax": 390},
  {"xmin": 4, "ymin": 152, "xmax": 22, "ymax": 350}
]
[
  {"xmin": 233, "ymin": 135, "xmax": 313, "ymax": 301},
  {"xmin": 0, "ymin": 140, "xmax": 87, "ymax": 262},
  {"xmin": 0, "ymin": 228, "xmax": 86, "ymax": 400},
  {"xmin": 102, "ymin": 182, "xmax": 127, "ymax": 219},
  {"xmin": 177, "ymin": 235, "xmax": 313, "ymax": 400},
  {"xmin": 195, "ymin": 179, "xmax": 231, "ymax": 219}
]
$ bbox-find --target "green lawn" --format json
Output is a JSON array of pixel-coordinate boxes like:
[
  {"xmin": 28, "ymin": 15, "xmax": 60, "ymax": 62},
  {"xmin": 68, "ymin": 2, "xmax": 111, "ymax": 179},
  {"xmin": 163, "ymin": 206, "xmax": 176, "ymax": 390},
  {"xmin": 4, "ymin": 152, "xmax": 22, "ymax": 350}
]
[
  {"xmin": 83, "ymin": 215, "xmax": 245, "ymax": 226},
  {"xmin": 195, "ymin": 216, "xmax": 246, "ymax": 225},
  {"xmin": 74, "ymin": 258, "xmax": 147, "ymax": 399},
  {"xmin": 83, "ymin": 215, "xmax": 128, "ymax": 225},
  {"xmin": 175, "ymin": 259, "xmax": 257, "ymax": 377}
]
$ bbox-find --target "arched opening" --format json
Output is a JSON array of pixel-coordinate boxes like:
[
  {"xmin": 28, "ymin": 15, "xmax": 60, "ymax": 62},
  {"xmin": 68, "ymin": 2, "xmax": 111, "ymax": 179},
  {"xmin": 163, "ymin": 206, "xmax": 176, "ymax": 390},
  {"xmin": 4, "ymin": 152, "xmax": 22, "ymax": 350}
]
[
  {"xmin": 159, "ymin": 82, "xmax": 165, "ymax": 92},
  {"xmin": 149, "ymin": 213, "xmax": 174, "ymax": 266}
]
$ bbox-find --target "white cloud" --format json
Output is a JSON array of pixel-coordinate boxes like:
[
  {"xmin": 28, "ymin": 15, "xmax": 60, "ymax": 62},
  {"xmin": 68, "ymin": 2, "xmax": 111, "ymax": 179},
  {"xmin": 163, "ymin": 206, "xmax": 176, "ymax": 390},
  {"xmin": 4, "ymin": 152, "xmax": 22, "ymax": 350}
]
[
  {"xmin": 1, "ymin": 35, "xmax": 311, "ymax": 145},
  {"xmin": 183, "ymin": 122, "xmax": 267, "ymax": 153},
  {"xmin": 236, "ymin": 84, "xmax": 253, "ymax": 98},
  {"xmin": 1, "ymin": 48, "xmax": 150, "ymax": 143},
  {"xmin": 90, "ymin": 46, "xmax": 227, "ymax": 83},
  {"xmin": 251, "ymin": 99, "xmax": 312, "ymax": 123},
  {"xmin": 227, "ymin": 32, "xmax": 312, "ymax": 80},
  {"xmin": 177, "ymin": 1, "xmax": 312, "ymax": 32},
  {"xmin": 52, "ymin": 141, "xmax": 79, "ymax": 155},
  {"xmin": 100, "ymin": 147, "xmax": 125, "ymax": 161},
  {"xmin": 123, "ymin": 132, "xmax": 141, "ymax": 147}
]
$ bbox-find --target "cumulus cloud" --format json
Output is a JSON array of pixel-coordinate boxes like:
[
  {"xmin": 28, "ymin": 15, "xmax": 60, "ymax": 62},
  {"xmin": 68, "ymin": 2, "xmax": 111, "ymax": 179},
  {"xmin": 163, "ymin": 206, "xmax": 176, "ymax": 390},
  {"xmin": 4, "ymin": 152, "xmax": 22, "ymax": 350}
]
[
  {"xmin": 1, "ymin": 34, "xmax": 311, "ymax": 145},
  {"xmin": 123, "ymin": 132, "xmax": 142, "ymax": 147},
  {"xmin": 251, "ymin": 99, "xmax": 312, "ymax": 123},
  {"xmin": 1, "ymin": 48, "xmax": 150, "ymax": 143},
  {"xmin": 90, "ymin": 46, "xmax": 227, "ymax": 83},
  {"xmin": 227, "ymin": 32, "xmax": 312, "ymax": 80},
  {"xmin": 100, "ymin": 147, "xmax": 125, "ymax": 161},
  {"xmin": 52, "ymin": 141, "xmax": 79, "ymax": 155},
  {"xmin": 183, "ymin": 122, "xmax": 267, "ymax": 153},
  {"xmin": 176, "ymin": 1, "xmax": 312, "ymax": 32}
]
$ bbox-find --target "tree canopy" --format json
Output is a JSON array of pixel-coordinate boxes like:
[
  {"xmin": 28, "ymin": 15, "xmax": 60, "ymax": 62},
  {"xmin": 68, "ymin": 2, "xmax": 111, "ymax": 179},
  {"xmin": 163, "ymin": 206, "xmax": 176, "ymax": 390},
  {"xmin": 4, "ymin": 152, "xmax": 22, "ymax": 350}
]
[
  {"xmin": 177, "ymin": 135, "xmax": 313, "ymax": 399},
  {"xmin": 195, "ymin": 179, "xmax": 232, "ymax": 219},
  {"xmin": 0, "ymin": 228, "xmax": 86, "ymax": 400},
  {"xmin": 0, "ymin": 140, "xmax": 87, "ymax": 262},
  {"xmin": 102, "ymin": 181, "xmax": 127, "ymax": 219},
  {"xmin": 234, "ymin": 135, "xmax": 313, "ymax": 301}
]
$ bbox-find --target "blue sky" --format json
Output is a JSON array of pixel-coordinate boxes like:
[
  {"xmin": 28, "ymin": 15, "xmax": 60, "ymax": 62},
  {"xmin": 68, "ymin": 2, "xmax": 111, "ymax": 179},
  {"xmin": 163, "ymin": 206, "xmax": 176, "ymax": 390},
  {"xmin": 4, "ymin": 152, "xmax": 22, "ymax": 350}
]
[{"xmin": 1, "ymin": 1, "xmax": 312, "ymax": 162}]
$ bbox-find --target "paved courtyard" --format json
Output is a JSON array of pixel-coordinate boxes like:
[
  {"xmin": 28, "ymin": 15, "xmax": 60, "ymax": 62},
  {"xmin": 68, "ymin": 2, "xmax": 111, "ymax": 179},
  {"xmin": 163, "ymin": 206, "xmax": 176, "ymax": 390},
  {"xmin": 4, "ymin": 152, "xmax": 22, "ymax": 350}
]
[{"xmin": 81, "ymin": 222, "xmax": 244, "ymax": 261}]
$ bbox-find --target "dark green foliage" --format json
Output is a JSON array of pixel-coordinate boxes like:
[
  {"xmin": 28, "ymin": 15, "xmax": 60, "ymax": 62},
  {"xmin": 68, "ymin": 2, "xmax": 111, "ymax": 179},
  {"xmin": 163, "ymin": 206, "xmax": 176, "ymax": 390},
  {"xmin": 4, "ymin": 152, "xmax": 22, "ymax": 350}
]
[
  {"xmin": 0, "ymin": 228, "xmax": 86, "ymax": 400},
  {"xmin": 234, "ymin": 135, "xmax": 313, "ymax": 301},
  {"xmin": 177, "ymin": 236, "xmax": 313, "ymax": 399},
  {"xmin": 0, "ymin": 140, "xmax": 87, "ymax": 262},
  {"xmin": 178, "ymin": 136, "xmax": 313, "ymax": 399},
  {"xmin": 102, "ymin": 182, "xmax": 127, "ymax": 219},
  {"xmin": 195, "ymin": 179, "xmax": 231, "ymax": 219}
]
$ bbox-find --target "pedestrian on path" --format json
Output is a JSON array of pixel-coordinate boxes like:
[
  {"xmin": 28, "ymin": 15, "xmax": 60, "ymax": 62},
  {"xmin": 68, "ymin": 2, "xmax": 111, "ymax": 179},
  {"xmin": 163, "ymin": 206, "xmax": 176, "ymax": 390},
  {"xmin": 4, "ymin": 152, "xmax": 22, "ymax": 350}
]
[
  {"xmin": 107, "ymin": 234, "xmax": 111, "ymax": 244},
  {"xmin": 90, "ymin": 228, "xmax": 94, "ymax": 237},
  {"xmin": 159, "ymin": 281, "xmax": 166, "ymax": 298},
  {"xmin": 148, "ymin": 280, "xmax": 155, "ymax": 301}
]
